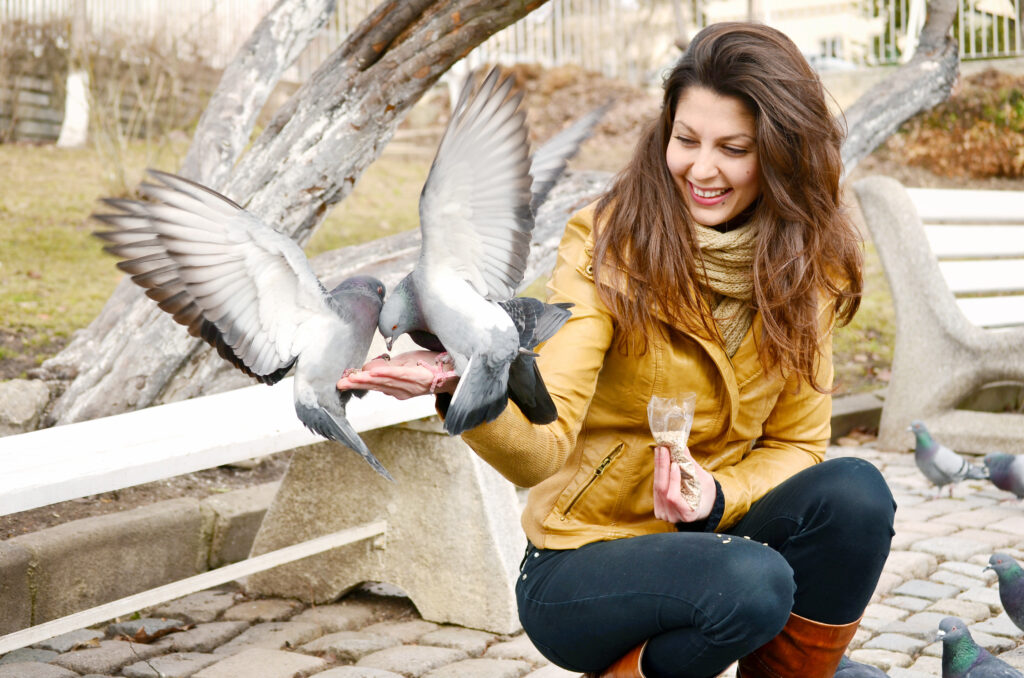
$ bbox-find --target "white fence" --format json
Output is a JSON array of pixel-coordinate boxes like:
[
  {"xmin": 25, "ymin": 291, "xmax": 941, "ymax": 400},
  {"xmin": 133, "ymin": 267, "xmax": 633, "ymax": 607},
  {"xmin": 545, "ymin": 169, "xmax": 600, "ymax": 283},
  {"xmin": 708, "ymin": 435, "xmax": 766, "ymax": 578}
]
[{"xmin": 2, "ymin": 0, "xmax": 1022, "ymax": 87}]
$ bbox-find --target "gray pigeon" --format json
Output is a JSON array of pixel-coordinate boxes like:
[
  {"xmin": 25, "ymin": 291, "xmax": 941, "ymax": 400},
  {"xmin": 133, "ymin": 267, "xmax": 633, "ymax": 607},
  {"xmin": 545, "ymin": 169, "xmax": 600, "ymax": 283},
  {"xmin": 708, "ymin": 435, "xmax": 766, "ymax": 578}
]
[
  {"xmin": 909, "ymin": 421, "xmax": 988, "ymax": 497},
  {"xmin": 377, "ymin": 67, "xmax": 582, "ymax": 435},
  {"xmin": 93, "ymin": 170, "xmax": 392, "ymax": 479},
  {"xmin": 938, "ymin": 616, "xmax": 1022, "ymax": 677},
  {"xmin": 983, "ymin": 453, "xmax": 1024, "ymax": 499},
  {"xmin": 835, "ymin": 656, "xmax": 891, "ymax": 677},
  {"xmin": 986, "ymin": 553, "xmax": 1024, "ymax": 633}
]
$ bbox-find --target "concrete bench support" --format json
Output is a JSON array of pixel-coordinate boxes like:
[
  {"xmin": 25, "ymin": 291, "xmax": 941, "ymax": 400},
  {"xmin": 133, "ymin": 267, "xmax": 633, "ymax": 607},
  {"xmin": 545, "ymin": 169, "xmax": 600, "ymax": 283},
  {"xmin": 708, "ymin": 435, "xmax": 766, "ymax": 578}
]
[
  {"xmin": 853, "ymin": 175, "xmax": 1024, "ymax": 453},
  {"xmin": 244, "ymin": 419, "xmax": 525, "ymax": 635}
]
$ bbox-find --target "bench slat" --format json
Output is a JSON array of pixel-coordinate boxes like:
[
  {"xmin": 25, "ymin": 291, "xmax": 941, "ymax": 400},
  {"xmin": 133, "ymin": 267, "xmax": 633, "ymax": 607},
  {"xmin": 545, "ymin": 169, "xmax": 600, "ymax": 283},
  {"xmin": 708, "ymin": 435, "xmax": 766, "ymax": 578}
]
[
  {"xmin": 907, "ymin": 187, "xmax": 1024, "ymax": 223},
  {"xmin": 924, "ymin": 225, "xmax": 1024, "ymax": 259},
  {"xmin": 957, "ymin": 295, "xmax": 1024, "ymax": 328},
  {"xmin": 937, "ymin": 259, "xmax": 1024, "ymax": 295},
  {"xmin": 0, "ymin": 380, "xmax": 437, "ymax": 516}
]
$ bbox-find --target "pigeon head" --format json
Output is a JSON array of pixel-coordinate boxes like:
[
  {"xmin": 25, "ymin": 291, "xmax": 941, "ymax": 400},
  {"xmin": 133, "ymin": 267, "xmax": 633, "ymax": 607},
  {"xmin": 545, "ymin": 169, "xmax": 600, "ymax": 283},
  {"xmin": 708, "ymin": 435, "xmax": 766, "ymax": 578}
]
[
  {"xmin": 328, "ymin": 276, "xmax": 386, "ymax": 318},
  {"xmin": 908, "ymin": 420, "xmax": 935, "ymax": 450},
  {"xmin": 986, "ymin": 552, "xmax": 1024, "ymax": 580},
  {"xmin": 984, "ymin": 452, "xmax": 1013, "ymax": 478},
  {"xmin": 378, "ymin": 275, "xmax": 420, "ymax": 351}
]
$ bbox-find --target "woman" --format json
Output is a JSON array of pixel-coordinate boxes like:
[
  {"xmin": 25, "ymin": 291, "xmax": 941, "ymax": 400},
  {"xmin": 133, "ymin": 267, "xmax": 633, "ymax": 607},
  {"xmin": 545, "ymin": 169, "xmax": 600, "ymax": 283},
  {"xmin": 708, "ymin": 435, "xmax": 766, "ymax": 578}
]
[{"xmin": 339, "ymin": 22, "xmax": 895, "ymax": 678}]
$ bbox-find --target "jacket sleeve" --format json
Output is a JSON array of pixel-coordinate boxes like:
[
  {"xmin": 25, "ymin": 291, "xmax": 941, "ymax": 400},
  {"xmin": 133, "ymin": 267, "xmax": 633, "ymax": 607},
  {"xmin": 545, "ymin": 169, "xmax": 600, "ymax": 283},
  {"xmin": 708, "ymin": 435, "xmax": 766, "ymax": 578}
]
[
  {"xmin": 459, "ymin": 206, "xmax": 614, "ymax": 487},
  {"xmin": 710, "ymin": 318, "xmax": 834, "ymax": 530}
]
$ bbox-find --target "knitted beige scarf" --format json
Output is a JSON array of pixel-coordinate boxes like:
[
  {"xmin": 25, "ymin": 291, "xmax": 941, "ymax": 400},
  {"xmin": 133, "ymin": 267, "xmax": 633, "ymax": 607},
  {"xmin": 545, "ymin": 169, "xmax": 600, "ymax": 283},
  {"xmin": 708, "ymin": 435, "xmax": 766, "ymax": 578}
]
[{"xmin": 693, "ymin": 220, "xmax": 758, "ymax": 356}]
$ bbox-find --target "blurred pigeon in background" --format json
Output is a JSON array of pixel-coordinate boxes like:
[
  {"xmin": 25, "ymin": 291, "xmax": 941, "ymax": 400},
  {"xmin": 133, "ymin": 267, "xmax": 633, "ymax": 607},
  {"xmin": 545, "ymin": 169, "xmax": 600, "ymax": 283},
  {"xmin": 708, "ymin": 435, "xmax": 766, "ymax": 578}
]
[
  {"xmin": 93, "ymin": 170, "xmax": 392, "ymax": 479},
  {"xmin": 377, "ymin": 67, "xmax": 585, "ymax": 436},
  {"xmin": 910, "ymin": 421, "xmax": 988, "ymax": 497},
  {"xmin": 938, "ymin": 616, "xmax": 1022, "ymax": 677},
  {"xmin": 984, "ymin": 453, "xmax": 1024, "ymax": 500},
  {"xmin": 835, "ymin": 656, "xmax": 891, "ymax": 677},
  {"xmin": 987, "ymin": 553, "xmax": 1024, "ymax": 633}
]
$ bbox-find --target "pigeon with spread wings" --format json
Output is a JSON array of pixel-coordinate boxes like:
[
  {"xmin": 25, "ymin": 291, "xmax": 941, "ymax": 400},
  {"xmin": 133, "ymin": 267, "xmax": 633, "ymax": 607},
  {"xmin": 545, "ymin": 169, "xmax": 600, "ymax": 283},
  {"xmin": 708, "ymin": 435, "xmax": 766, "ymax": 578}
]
[
  {"xmin": 93, "ymin": 170, "xmax": 392, "ymax": 479},
  {"xmin": 378, "ymin": 68, "xmax": 595, "ymax": 435}
]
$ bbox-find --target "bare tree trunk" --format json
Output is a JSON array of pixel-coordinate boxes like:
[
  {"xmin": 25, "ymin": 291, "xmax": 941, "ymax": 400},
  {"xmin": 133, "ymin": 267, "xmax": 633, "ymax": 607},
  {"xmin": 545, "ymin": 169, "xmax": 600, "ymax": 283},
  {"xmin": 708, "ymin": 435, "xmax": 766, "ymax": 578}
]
[
  {"xmin": 841, "ymin": 0, "xmax": 960, "ymax": 175},
  {"xmin": 56, "ymin": 0, "xmax": 89, "ymax": 148},
  {"xmin": 40, "ymin": 0, "xmax": 549, "ymax": 426}
]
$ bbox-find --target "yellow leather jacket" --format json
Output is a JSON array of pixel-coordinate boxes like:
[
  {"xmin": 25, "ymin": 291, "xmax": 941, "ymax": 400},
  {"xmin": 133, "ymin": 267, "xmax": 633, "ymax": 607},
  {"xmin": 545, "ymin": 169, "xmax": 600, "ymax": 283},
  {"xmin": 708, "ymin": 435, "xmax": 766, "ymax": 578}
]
[{"xmin": 461, "ymin": 204, "xmax": 833, "ymax": 549}]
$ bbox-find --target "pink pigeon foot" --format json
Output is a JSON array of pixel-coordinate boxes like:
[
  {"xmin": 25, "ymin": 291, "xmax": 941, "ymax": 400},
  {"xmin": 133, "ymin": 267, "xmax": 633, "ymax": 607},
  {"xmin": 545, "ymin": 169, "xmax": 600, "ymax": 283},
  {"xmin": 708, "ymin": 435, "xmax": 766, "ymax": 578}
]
[{"xmin": 417, "ymin": 352, "xmax": 457, "ymax": 394}]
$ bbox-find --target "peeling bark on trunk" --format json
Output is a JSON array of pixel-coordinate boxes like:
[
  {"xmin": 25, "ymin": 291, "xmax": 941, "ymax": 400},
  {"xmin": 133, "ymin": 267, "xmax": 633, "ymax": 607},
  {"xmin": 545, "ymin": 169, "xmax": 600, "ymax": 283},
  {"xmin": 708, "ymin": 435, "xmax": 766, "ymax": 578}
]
[{"xmin": 841, "ymin": 0, "xmax": 960, "ymax": 176}]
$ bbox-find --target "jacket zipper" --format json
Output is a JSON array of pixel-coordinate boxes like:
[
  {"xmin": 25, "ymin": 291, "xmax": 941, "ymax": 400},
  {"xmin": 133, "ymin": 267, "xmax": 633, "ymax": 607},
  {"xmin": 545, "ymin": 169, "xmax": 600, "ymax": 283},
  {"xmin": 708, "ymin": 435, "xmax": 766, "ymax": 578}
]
[{"xmin": 562, "ymin": 443, "xmax": 625, "ymax": 518}]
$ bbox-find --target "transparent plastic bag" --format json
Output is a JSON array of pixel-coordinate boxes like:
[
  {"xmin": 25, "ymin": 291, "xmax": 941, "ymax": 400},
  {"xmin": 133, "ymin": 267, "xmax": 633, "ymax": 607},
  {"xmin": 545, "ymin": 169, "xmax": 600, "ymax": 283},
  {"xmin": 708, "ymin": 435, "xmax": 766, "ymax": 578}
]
[{"xmin": 647, "ymin": 394, "xmax": 700, "ymax": 511}]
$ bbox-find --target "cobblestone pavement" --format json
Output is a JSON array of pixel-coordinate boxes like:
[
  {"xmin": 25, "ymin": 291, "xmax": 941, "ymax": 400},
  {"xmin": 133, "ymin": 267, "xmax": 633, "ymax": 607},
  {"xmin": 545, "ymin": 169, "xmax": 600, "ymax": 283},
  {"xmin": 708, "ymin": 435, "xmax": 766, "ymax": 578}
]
[{"xmin": 1, "ymin": 443, "xmax": 1023, "ymax": 678}]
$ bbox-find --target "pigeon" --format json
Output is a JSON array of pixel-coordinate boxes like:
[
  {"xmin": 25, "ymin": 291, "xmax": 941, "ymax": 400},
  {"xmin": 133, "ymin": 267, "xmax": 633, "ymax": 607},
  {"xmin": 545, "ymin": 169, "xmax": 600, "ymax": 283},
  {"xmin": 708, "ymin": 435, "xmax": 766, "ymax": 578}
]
[
  {"xmin": 937, "ymin": 616, "xmax": 1023, "ymax": 677},
  {"xmin": 92, "ymin": 170, "xmax": 393, "ymax": 480},
  {"xmin": 835, "ymin": 656, "xmax": 891, "ymax": 677},
  {"xmin": 909, "ymin": 421, "xmax": 988, "ymax": 497},
  {"xmin": 376, "ymin": 67, "xmax": 584, "ymax": 436},
  {"xmin": 986, "ymin": 553, "xmax": 1024, "ymax": 633},
  {"xmin": 983, "ymin": 453, "xmax": 1024, "ymax": 499}
]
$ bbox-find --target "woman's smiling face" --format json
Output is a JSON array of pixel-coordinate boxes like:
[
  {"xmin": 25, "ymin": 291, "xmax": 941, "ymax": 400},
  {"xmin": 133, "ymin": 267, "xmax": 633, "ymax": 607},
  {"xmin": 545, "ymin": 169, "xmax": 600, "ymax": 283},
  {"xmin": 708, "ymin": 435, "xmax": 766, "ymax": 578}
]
[{"xmin": 666, "ymin": 86, "xmax": 761, "ymax": 228}]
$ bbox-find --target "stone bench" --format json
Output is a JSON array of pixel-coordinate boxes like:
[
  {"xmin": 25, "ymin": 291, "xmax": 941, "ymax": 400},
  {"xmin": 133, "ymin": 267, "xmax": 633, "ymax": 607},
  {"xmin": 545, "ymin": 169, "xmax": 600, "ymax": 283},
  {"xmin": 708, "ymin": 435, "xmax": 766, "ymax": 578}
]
[
  {"xmin": 0, "ymin": 379, "xmax": 525, "ymax": 653},
  {"xmin": 852, "ymin": 175, "xmax": 1024, "ymax": 453}
]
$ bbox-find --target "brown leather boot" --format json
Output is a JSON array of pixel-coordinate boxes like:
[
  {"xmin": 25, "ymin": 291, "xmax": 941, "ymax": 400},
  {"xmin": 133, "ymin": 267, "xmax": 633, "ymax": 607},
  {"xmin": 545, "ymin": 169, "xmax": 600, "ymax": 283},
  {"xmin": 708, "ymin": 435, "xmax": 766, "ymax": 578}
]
[
  {"xmin": 582, "ymin": 641, "xmax": 648, "ymax": 677},
  {"xmin": 737, "ymin": 612, "xmax": 860, "ymax": 678}
]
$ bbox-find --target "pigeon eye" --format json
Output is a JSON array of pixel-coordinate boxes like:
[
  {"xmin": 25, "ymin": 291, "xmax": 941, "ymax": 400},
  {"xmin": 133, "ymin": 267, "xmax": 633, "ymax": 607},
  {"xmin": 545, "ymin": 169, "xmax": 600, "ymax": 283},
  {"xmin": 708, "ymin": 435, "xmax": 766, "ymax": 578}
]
[{"xmin": 392, "ymin": 324, "xmax": 398, "ymax": 330}]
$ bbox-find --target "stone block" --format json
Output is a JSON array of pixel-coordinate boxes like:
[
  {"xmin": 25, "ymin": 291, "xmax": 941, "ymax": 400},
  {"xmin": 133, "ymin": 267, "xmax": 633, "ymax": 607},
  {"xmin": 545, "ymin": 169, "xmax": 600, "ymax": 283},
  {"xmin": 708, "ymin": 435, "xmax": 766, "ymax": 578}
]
[
  {"xmin": 361, "ymin": 619, "xmax": 440, "ymax": 643},
  {"xmin": 32, "ymin": 628, "xmax": 104, "ymax": 652},
  {"xmin": 50, "ymin": 640, "xmax": 163, "ymax": 675},
  {"xmin": 883, "ymin": 551, "xmax": 937, "ymax": 580},
  {"xmin": 422, "ymin": 657, "xmax": 533, "ymax": 678},
  {"xmin": 952, "ymin": 528, "xmax": 1018, "ymax": 549},
  {"xmin": 312, "ymin": 667, "xmax": 404, "ymax": 677},
  {"xmin": 0, "ymin": 379, "xmax": 50, "ymax": 435},
  {"xmin": 958, "ymin": 586, "xmax": 1002, "ymax": 611},
  {"xmin": 847, "ymin": 648, "xmax": 912, "ymax": 670},
  {"xmin": 290, "ymin": 596, "xmax": 407, "ymax": 632},
  {"xmin": 245, "ymin": 428, "xmax": 526, "ymax": 634},
  {"xmin": 0, "ymin": 541, "xmax": 32, "ymax": 634},
  {"xmin": 122, "ymin": 652, "xmax": 221, "ymax": 678},
  {"xmin": 0, "ymin": 663, "xmax": 79, "ymax": 678},
  {"xmin": 485, "ymin": 635, "xmax": 549, "ymax": 665},
  {"xmin": 200, "ymin": 482, "xmax": 277, "ymax": 567},
  {"xmin": 925, "ymin": 598, "xmax": 992, "ymax": 622},
  {"xmin": 9, "ymin": 499, "xmax": 206, "ymax": 623},
  {"xmin": 299, "ymin": 630, "xmax": 400, "ymax": 661},
  {"xmin": 0, "ymin": 648, "xmax": 58, "ymax": 664},
  {"xmin": 151, "ymin": 589, "xmax": 239, "ymax": 624},
  {"xmin": 152, "ymin": 622, "xmax": 251, "ymax": 653},
  {"xmin": 194, "ymin": 647, "xmax": 326, "ymax": 678},
  {"xmin": 357, "ymin": 645, "xmax": 468, "ymax": 675},
  {"xmin": 861, "ymin": 632, "xmax": 928, "ymax": 654},
  {"xmin": 911, "ymin": 535, "xmax": 991, "ymax": 561},
  {"xmin": 989, "ymin": 515, "xmax": 1024, "ymax": 535},
  {"xmin": 420, "ymin": 627, "xmax": 497, "ymax": 655},
  {"xmin": 221, "ymin": 598, "xmax": 303, "ymax": 623},
  {"xmin": 974, "ymin": 613, "xmax": 1024, "ymax": 638},
  {"xmin": 213, "ymin": 621, "xmax": 321, "ymax": 655},
  {"xmin": 892, "ymin": 580, "xmax": 958, "ymax": 601},
  {"xmin": 883, "ymin": 595, "xmax": 931, "ymax": 612}
]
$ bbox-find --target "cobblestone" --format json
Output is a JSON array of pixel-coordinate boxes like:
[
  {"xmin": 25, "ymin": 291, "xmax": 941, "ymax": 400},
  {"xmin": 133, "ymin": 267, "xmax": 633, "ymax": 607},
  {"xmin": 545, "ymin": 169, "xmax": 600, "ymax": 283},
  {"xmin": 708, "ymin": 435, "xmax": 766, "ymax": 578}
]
[{"xmin": 4, "ymin": 445, "xmax": 1024, "ymax": 677}]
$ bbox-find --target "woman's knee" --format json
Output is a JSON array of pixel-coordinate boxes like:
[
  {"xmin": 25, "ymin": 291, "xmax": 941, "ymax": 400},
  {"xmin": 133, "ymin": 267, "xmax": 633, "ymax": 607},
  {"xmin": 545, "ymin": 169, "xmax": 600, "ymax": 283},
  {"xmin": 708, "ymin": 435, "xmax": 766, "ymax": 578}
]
[
  {"xmin": 813, "ymin": 457, "xmax": 896, "ymax": 532},
  {"xmin": 710, "ymin": 541, "xmax": 794, "ymax": 644}
]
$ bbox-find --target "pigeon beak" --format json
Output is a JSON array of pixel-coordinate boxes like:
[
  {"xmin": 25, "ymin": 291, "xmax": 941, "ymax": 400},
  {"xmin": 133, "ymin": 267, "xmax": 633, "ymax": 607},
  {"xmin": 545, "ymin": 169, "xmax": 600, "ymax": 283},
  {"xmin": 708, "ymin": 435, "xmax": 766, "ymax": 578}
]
[
  {"xmin": 984, "ymin": 565, "xmax": 993, "ymax": 572},
  {"xmin": 935, "ymin": 629, "xmax": 946, "ymax": 639},
  {"xmin": 385, "ymin": 336, "xmax": 394, "ymax": 351}
]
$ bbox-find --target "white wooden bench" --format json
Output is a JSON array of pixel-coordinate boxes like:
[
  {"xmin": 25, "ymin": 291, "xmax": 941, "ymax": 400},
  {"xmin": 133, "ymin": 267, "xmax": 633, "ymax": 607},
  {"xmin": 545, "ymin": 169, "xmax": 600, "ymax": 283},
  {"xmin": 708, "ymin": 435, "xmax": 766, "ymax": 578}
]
[
  {"xmin": 0, "ymin": 377, "xmax": 525, "ymax": 652},
  {"xmin": 852, "ymin": 176, "xmax": 1024, "ymax": 453}
]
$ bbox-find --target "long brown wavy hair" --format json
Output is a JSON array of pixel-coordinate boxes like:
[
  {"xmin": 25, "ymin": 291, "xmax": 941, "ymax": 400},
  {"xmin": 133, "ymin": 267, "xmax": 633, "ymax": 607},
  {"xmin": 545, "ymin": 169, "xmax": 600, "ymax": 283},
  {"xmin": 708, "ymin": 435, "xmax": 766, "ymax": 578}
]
[{"xmin": 592, "ymin": 21, "xmax": 862, "ymax": 391}]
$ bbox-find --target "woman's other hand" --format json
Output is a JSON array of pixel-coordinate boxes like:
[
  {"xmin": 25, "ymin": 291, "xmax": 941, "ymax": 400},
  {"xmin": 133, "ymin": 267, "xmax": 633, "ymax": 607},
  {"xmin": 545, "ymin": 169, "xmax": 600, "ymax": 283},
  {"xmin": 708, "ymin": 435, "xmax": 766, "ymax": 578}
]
[
  {"xmin": 336, "ymin": 350, "xmax": 458, "ymax": 400},
  {"xmin": 653, "ymin": 445, "xmax": 717, "ymax": 523}
]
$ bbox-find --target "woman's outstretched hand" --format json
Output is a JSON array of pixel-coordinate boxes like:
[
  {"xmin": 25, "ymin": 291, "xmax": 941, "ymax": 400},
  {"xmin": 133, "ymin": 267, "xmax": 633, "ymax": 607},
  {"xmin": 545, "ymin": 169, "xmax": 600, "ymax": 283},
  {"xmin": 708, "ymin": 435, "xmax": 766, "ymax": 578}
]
[
  {"xmin": 653, "ymin": 446, "xmax": 717, "ymax": 524},
  {"xmin": 336, "ymin": 350, "xmax": 459, "ymax": 400}
]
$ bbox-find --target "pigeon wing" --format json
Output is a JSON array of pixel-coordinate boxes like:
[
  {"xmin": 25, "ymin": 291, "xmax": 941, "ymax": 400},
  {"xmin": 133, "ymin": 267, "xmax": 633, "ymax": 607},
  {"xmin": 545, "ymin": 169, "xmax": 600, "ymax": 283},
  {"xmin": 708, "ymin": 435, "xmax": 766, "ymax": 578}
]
[
  {"xmin": 94, "ymin": 170, "xmax": 335, "ymax": 381},
  {"xmin": 933, "ymin": 445, "xmax": 977, "ymax": 484},
  {"xmin": 529, "ymin": 101, "xmax": 610, "ymax": 213},
  {"xmin": 418, "ymin": 67, "xmax": 534, "ymax": 302}
]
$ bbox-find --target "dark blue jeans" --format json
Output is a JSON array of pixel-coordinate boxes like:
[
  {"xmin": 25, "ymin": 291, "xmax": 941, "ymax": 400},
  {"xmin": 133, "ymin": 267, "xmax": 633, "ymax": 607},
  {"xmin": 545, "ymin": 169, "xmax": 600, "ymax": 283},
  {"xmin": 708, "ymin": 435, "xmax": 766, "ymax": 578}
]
[{"xmin": 515, "ymin": 457, "xmax": 896, "ymax": 678}]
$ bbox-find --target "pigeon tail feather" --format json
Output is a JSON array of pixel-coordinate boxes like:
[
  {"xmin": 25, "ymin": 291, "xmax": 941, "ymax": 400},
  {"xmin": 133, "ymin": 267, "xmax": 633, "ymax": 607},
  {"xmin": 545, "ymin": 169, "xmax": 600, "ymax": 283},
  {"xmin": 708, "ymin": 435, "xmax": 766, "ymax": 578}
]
[
  {"xmin": 295, "ymin": 403, "xmax": 393, "ymax": 481},
  {"xmin": 507, "ymin": 356, "xmax": 558, "ymax": 425},
  {"xmin": 445, "ymin": 355, "xmax": 509, "ymax": 436}
]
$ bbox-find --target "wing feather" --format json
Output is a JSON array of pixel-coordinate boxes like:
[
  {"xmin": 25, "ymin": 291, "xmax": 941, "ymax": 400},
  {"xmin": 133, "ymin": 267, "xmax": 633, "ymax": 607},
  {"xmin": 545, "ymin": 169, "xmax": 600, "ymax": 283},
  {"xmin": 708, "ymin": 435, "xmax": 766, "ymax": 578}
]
[
  {"xmin": 92, "ymin": 170, "xmax": 334, "ymax": 378},
  {"xmin": 418, "ymin": 66, "xmax": 534, "ymax": 301}
]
